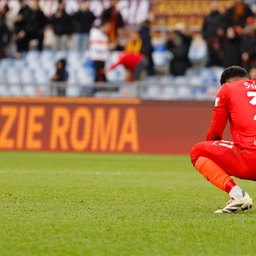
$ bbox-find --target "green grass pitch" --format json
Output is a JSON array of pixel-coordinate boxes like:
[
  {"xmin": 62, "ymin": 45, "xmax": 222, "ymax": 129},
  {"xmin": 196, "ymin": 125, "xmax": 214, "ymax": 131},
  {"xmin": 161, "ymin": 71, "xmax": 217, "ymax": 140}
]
[{"xmin": 0, "ymin": 152, "xmax": 256, "ymax": 256}]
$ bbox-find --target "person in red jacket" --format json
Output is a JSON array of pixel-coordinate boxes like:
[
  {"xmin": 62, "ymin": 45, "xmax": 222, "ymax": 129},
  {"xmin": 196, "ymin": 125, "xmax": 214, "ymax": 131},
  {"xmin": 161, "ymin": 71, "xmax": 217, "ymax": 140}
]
[
  {"xmin": 107, "ymin": 52, "xmax": 148, "ymax": 81},
  {"xmin": 190, "ymin": 66, "xmax": 256, "ymax": 213}
]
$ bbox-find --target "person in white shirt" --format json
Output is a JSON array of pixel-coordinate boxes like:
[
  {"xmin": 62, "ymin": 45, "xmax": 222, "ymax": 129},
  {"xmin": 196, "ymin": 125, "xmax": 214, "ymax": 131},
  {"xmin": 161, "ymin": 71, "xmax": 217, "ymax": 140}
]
[{"xmin": 89, "ymin": 20, "xmax": 110, "ymax": 82}]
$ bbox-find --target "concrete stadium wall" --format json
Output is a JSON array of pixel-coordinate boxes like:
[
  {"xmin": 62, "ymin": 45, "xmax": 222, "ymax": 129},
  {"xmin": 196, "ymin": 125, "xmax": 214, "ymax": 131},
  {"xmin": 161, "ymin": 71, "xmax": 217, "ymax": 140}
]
[{"xmin": 0, "ymin": 98, "xmax": 231, "ymax": 154}]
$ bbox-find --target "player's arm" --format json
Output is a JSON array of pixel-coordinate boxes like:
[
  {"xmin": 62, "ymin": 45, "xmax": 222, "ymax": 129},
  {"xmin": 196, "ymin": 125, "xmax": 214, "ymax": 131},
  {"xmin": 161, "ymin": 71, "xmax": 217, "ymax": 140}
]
[
  {"xmin": 107, "ymin": 59, "xmax": 123, "ymax": 71},
  {"xmin": 206, "ymin": 88, "xmax": 229, "ymax": 141},
  {"xmin": 106, "ymin": 55, "xmax": 127, "ymax": 71}
]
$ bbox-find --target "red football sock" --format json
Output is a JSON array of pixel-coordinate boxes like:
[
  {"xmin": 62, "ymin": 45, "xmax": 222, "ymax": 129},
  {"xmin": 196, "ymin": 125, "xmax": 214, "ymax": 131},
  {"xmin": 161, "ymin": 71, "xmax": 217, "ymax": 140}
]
[{"xmin": 195, "ymin": 156, "xmax": 236, "ymax": 193}]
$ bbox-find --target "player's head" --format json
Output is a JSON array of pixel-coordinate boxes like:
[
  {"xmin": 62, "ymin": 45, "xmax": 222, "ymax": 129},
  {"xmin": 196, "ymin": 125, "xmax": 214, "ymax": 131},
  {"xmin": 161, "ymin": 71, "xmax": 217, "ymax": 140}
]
[
  {"xmin": 99, "ymin": 20, "xmax": 110, "ymax": 33},
  {"xmin": 220, "ymin": 66, "xmax": 249, "ymax": 85}
]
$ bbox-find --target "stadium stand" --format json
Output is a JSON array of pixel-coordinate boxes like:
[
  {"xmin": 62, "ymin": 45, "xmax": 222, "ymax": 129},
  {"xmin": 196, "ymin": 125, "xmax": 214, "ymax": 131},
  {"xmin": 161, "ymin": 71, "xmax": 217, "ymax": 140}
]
[
  {"xmin": 4, "ymin": 0, "xmax": 250, "ymax": 99},
  {"xmin": 0, "ymin": 47, "xmax": 222, "ymax": 98}
]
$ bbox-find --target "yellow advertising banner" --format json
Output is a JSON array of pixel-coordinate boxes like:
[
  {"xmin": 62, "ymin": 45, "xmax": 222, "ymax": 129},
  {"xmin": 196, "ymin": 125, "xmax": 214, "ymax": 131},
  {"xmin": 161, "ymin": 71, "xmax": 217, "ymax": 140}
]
[{"xmin": 152, "ymin": 0, "xmax": 232, "ymax": 29}]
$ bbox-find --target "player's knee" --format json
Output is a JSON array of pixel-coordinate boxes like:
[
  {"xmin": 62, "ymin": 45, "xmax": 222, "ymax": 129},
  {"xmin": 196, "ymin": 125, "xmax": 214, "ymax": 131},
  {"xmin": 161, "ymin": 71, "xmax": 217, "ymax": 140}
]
[{"xmin": 190, "ymin": 143, "xmax": 204, "ymax": 166}]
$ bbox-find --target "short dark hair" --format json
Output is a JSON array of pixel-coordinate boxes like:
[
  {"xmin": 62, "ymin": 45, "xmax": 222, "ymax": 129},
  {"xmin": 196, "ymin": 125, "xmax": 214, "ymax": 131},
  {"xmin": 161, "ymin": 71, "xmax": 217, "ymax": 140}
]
[{"xmin": 220, "ymin": 66, "xmax": 249, "ymax": 85}]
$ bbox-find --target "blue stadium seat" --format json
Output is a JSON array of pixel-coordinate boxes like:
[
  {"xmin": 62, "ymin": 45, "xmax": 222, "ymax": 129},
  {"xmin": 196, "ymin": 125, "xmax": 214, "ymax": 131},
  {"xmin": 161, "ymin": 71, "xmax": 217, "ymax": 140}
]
[
  {"xmin": 76, "ymin": 68, "xmax": 94, "ymax": 85},
  {"xmin": 13, "ymin": 59, "xmax": 27, "ymax": 69},
  {"xmin": 188, "ymin": 37, "xmax": 207, "ymax": 67},
  {"xmin": 67, "ymin": 51, "xmax": 82, "ymax": 63},
  {"xmin": 40, "ymin": 50, "xmax": 54, "ymax": 63},
  {"xmin": 106, "ymin": 66, "xmax": 126, "ymax": 82},
  {"xmin": 147, "ymin": 76, "xmax": 161, "ymax": 83},
  {"xmin": 146, "ymin": 85, "xmax": 161, "ymax": 99},
  {"xmin": 159, "ymin": 75, "xmax": 174, "ymax": 85},
  {"xmin": 6, "ymin": 66, "xmax": 19, "ymax": 75},
  {"xmin": 211, "ymin": 67, "xmax": 225, "ymax": 83},
  {"xmin": 43, "ymin": 62, "xmax": 55, "ymax": 77},
  {"xmin": 176, "ymin": 86, "xmax": 193, "ymax": 99},
  {"xmin": 6, "ymin": 67, "xmax": 20, "ymax": 83},
  {"xmin": 67, "ymin": 58, "xmax": 83, "ymax": 71},
  {"xmin": 200, "ymin": 68, "xmax": 218, "ymax": 85},
  {"xmin": 106, "ymin": 51, "xmax": 121, "ymax": 65},
  {"xmin": 9, "ymin": 85, "xmax": 23, "ymax": 96},
  {"xmin": 66, "ymin": 85, "xmax": 81, "ymax": 97},
  {"xmin": 191, "ymin": 87, "xmax": 208, "ymax": 100},
  {"xmin": 34, "ymin": 69, "xmax": 50, "ymax": 83},
  {"xmin": 20, "ymin": 69, "xmax": 35, "ymax": 83},
  {"xmin": 25, "ymin": 51, "xmax": 40, "ymax": 63},
  {"xmin": 200, "ymin": 68, "xmax": 215, "ymax": 78},
  {"xmin": 188, "ymin": 76, "xmax": 203, "ymax": 86},
  {"xmin": 162, "ymin": 86, "xmax": 177, "ymax": 100},
  {"xmin": 173, "ymin": 76, "xmax": 188, "ymax": 86},
  {"xmin": 23, "ymin": 85, "xmax": 36, "ymax": 96},
  {"xmin": 0, "ymin": 71, "xmax": 6, "ymax": 83},
  {"xmin": 27, "ymin": 57, "xmax": 42, "ymax": 70},
  {"xmin": 185, "ymin": 68, "xmax": 201, "ymax": 77},
  {"xmin": 34, "ymin": 76, "xmax": 50, "ymax": 84},
  {"xmin": 207, "ymin": 86, "xmax": 219, "ymax": 100},
  {"xmin": 0, "ymin": 84, "xmax": 8, "ymax": 96},
  {"xmin": 152, "ymin": 51, "xmax": 168, "ymax": 67},
  {"xmin": 7, "ymin": 75, "xmax": 21, "ymax": 84},
  {"xmin": 54, "ymin": 51, "xmax": 68, "ymax": 62},
  {"xmin": 68, "ymin": 69, "xmax": 78, "ymax": 84},
  {"xmin": 0, "ymin": 58, "xmax": 13, "ymax": 71},
  {"xmin": 152, "ymin": 44, "xmax": 169, "ymax": 67}
]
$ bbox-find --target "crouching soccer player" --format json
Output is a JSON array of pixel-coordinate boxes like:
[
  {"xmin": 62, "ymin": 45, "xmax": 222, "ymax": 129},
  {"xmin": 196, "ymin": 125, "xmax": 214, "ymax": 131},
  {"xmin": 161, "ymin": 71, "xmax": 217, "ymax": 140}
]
[{"xmin": 190, "ymin": 66, "xmax": 256, "ymax": 213}]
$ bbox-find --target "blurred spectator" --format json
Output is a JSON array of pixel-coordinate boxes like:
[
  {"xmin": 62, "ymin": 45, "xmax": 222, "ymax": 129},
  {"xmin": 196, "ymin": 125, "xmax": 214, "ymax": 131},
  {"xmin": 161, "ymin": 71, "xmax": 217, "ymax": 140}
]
[
  {"xmin": 71, "ymin": 0, "xmax": 96, "ymax": 52},
  {"xmin": 1, "ymin": 4, "xmax": 16, "ymax": 55},
  {"xmin": 1, "ymin": 4, "xmax": 13, "ymax": 31},
  {"xmin": 28, "ymin": 0, "xmax": 47, "ymax": 51},
  {"xmin": 139, "ymin": 20, "xmax": 155, "ymax": 76},
  {"xmin": 0, "ymin": 4, "xmax": 9, "ymax": 21},
  {"xmin": 222, "ymin": 26, "xmax": 242, "ymax": 68},
  {"xmin": 165, "ymin": 23, "xmax": 192, "ymax": 76},
  {"xmin": 241, "ymin": 17, "xmax": 256, "ymax": 71},
  {"xmin": 107, "ymin": 53, "xmax": 148, "ymax": 82},
  {"xmin": 224, "ymin": 0, "xmax": 254, "ymax": 28},
  {"xmin": 14, "ymin": 0, "xmax": 32, "ymax": 57},
  {"xmin": 89, "ymin": 20, "xmax": 111, "ymax": 82},
  {"xmin": 51, "ymin": 59, "xmax": 69, "ymax": 96},
  {"xmin": 50, "ymin": 0, "xmax": 72, "ymax": 51},
  {"xmin": 249, "ymin": 67, "xmax": 256, "ymax": 79},
  {"xmin": 114, "ymin": 27, "xmax": 127, "ymax": 51},
  {"xmin": 202, "ymin": 0, "xmax": 226, "ymax": 67},
  {"xmin": 102, "ymin": 0, "xmax": 124, "ymax": 43},
  {"xmin": 125, "ymin": 30, "xmax": 143, "ymax": 54},
  {"xmin": 0, "ymin": 13, "xmax": 11, "ymax": 59},
  {"xmin": 123, "ymin": 30, "xmax": 149, "ymax": 80}
]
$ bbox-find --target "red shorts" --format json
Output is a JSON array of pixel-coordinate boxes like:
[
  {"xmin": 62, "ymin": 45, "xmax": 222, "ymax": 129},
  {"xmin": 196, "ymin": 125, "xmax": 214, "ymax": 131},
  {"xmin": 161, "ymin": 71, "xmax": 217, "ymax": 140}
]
[{"xmin": 190, "ymin": 140, "xmax": 256, "ymax": 181}]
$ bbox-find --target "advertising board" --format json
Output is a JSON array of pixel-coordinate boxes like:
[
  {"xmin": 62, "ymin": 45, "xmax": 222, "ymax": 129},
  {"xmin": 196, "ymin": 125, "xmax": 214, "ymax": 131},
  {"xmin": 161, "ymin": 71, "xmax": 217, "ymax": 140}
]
[{"xmin": 0, "ymin": 98, "xmax": 217, "ymax": 154}]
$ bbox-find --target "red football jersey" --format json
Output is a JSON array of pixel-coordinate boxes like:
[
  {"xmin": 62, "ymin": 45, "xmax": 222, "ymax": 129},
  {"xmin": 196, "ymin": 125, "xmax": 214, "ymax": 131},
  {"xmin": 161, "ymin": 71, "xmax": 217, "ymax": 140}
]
[
  {"xmin": 108, "ymin": 53, "xmax": 144, "ymax": 71},
  {"xmin": 206, "ymin": 80, "xmax": 256, "ymax": 150}
]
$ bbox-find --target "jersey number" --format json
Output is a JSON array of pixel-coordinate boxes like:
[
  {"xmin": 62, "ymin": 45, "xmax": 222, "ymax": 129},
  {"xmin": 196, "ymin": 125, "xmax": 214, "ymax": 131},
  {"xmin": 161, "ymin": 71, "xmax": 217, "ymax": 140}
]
[{"xmin": 247, "ymin": 92, "xmax": 256, "ymax": 120}]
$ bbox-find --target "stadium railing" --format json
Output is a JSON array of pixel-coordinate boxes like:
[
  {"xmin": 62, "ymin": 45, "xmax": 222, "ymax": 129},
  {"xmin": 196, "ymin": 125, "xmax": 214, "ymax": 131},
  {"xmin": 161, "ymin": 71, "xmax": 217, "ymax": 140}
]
[{"xmin": 0, "ymin": 81, "xmax": 219, "ymax": 100}]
